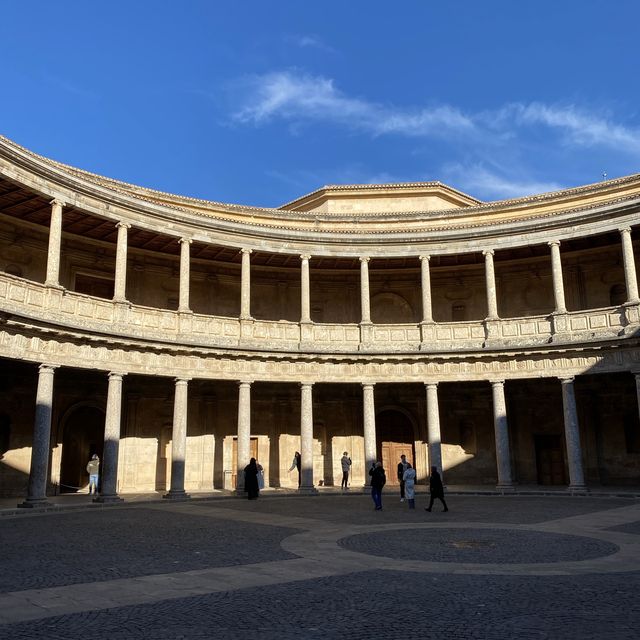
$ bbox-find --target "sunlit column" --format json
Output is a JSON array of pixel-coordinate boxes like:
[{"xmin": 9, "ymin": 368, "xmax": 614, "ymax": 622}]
[
  {"xmin": 360, "ymin": 257, "xmax": 371, "ymax": 324},
  {"xmin": 240, "ymin": 248, "xmax": 252, "ymax": 319},
  {"xmin": 362, "ymin": 383, "xmax": 376, "ymax": 479},
  {"xmin": 164, "ymin": 378, "xmax": 190, "ymax": 499},
  {"xmin": 300, "ymin": 254, "xmax": 311, "ymax": 323},
  {"xmin": 548, "ymin": 241, "xmax": 567, "ymax": 313},
  {"xmin": 420, "ymin": 255, "xmax": 433, "ymax": 323},
  {"xmin": 491, "ymin": 380, "xmax": 513, "ymax": 488},
  {"xmin": 19, "ymin": 364, "xmax": 58, "ymax": 508},
  {"xmin": 178, "ymin": 238, "xmax": 192, "ymax": 312},
  {"xmin": 484, "ymin": 249, "xmax": 499, "ymax": 319},
  {"xmin": 425, "ymin": 382, "xmax": 442, "ymax": 475},
  {"xmin": 113, "ymin": 222, "xmax": 131, "ymax": 302},
  {"xmin": 620, "ymin": 227, "xmax": 639, "ymax": 304},
  {"xmin": 560, "ymin": 377, "xmax": 586, "ymax": 490},
  {"xmin": 300, "ymin": 382, "xmax": 314, "ymax": 490},
  {"xmin": 45, "ymin": 200, "xmax": 64, "ymax": 287},
  {"xmin": 95, "ymin": 372, "xmax": 125, "ymax": 502},
  {"xmin": 236, "ymin": 380, "xmax": 251, "ymax": 490}
]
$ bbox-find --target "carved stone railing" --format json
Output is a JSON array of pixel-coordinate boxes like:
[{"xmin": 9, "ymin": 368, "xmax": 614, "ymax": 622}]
[{"xmin": 0, "ymin": 273, "xmax": 636, "ymax": 355}]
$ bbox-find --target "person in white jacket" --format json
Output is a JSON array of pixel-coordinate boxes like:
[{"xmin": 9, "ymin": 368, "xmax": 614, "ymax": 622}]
[{"xmin": 403, "ymin": 463, "xmax": 417, "ymax": 509}]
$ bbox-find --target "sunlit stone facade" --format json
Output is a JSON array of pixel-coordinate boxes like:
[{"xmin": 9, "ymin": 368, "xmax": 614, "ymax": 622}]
[{"xmin": 1, "ymin": 135, "xmax": 639, "ymax": 502}]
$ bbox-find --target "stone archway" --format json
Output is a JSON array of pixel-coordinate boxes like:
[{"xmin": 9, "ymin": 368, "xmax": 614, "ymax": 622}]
[
  {"xmin": 376, "ymin": 408, "xmax": 416, "ymax": 485},
  {"xmin": 59, "ymin": 405, "xmax": 105, "ymax": 493}
]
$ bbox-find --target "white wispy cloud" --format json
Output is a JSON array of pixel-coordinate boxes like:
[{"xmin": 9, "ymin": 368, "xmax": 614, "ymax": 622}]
[{"xmin": 286, "ymin": 35, "xmax": 336, "ymax": 53}]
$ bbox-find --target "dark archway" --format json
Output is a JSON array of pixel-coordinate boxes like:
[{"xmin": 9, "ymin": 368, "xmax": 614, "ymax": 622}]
[
  {"xmin": 60, "ymin": 405, "xmax": 105, "ymax": 493},
  {"xmin": 376, "ymin": 408, "xmax": 415, "ymax": 485}
]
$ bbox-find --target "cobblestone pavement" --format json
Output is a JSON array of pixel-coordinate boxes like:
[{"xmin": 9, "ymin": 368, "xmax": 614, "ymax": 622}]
[{"xmin": 1, "ymin": 494, "xmax": 640, "ymax": 639}]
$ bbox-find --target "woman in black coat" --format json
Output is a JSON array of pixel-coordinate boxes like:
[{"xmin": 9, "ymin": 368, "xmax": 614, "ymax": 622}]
[
  {"xmin": 425, "ymin": 466, "xmax": 448, "ymax": 512},
  {"xmin": 244, "ymin": 457, "xmax": 260, "ymax": 500}
]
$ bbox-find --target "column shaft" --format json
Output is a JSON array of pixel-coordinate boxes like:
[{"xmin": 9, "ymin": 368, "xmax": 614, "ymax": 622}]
[
  {"xmin": 620, "ymin": 227, "xmax": 639, "ymax": 303},
  {"xmin": 491, "ymin": 380, "xmax": 513, "ymax": 488},
  {"xmin": 178, "ymin": 238, "xmax": 191, "ymax": 312},
  {"xmin": 549, "ymin": 241, "xmax": 567, "ymax": 313},
  {"xmin": 300, "ymin": 255, "xmax": 311, "ymax": 323},
  {"xmin": 560, "ymin": 377, "xmax": 586, "ymax": 490},
  {"xmin": 362, "ymin": 383, "xmax": 376, "ymax": 477},
  {"xmin": 360, "ymin": 257, "xmax": 371, "ymax": 324},
  {"xmin": 113, "ymin": 223, "xmax": 130, "ymax": 301},
  {"xmin": 19, "ymin": 364, "xmax": 57, "ymax": 507},
  {"xmin": 484, "ymin": 250, "xmax": 499, "ymax": 319},
  {"xmin": 45, "ymin": 200, "xmax": 64, "ymax": 287},
  {"xmin": 236, "ymin": 381, "xmax": 251, "ymax": 490},
  {"xmin": 240, "ymin": 249, "xmax": 252, "ymax": 319},
  {"xmin": 96, "ymin": 372, "xmax": 125, "ymax": 501},
  {"xmin": 164, "ymin": 378, "xmax": 190, "ymax": 499},
  {"xmin": 420, "ymin": 255, "xmax": 433, "ymax": 323},
  {"xmin": 300, "ymin": 383, "xmax": 314, "ymax": 489},
  {"xmin": 425, "ymin": 383, "xmax": 443, "ymax": 474},
  {"xmin": 635, "ymin": 374, "xmax": 640, "ymax": 426}
]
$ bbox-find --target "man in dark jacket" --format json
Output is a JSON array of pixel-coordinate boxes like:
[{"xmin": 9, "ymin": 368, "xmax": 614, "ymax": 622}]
[
  {"xmin": 369, "ymin": 461, "xmax": 386, "ymax": 511},
  {"xmin": 425, "ymin": 466, "xmax": 449, "ymax": 512},
  {"xmin": 397, "ymin": 454, "xmax": 409, "ymax": 502}
]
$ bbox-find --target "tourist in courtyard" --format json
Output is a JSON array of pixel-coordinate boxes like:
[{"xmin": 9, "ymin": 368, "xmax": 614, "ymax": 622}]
[
  {"xmin": 244, "ymin": 457, "xmax": 260, "ymax": 500},
  {"xmin": 341, "ymin": 451, "xmax": 352, "ymax": 489},
  {"xmin": 288, "ymin": 451, "xmax": 301, "ymax": 487},
  {"xmin": 369, "ymin": 461, "xmax": 386, "ymax": 510},
  {"xmin": 425, "ymin": 466, "xmax": 448, "ymax": 512},
  {"xmin": 397, "ymin": 454, "xmax": 409, "ymax": 502},
  {"xmin": 86, "ymin": 454, "xmax": 100, "ymax": 495},
  {"xmin": 403, "ymin": 463, "xmax": 416, "ymax": 509},
  {"xmin": 256, "ymin": 459, "xmax": 265, "ymax": 491}
]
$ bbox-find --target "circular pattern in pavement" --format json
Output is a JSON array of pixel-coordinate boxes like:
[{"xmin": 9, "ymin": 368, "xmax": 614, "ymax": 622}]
[{"xmin": 337, "ymin": 527, "xmax": 619, "ymax": 564}]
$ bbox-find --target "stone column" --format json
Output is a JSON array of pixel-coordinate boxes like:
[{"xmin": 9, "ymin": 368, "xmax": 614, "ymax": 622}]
[
  {"xmin": 635, "ymin": 373, "xmax": 640, "ymax": 425},
  {"xmin": 164, "ymin": 378, "xmax": 191, "ymax": 500},
  {"xmin": 560, "ymin": 377, "xmax": 587, "ymax": 491},
  {"xmin": 362, "ymin": 383, "xmax": 376, "ymax": 480},
  {"xmin": 113, "ymin": 222, "xmax": 131, "ymax": 302},
  {"xmin": 300, "ymin": 383, "xmax": 315, "ymax": 491},
  {"xmin": 483, "ymin": 249, "xmax": 499, "ymax": 319},
  {"xmin": 19, "ymin": 364, "xmax": 58, "ymax": 507},
  {"xmin": 236, "ymin": 380, "xmax": 251, "ymax": 491},
  {"xmin": 240, "ymin": 248, "xmax": 252, "ymax": 319},
  {"xmin": 420, "ymin": 255, "xmax": 433, "ymax": 323},
  {"xmin": 491, "ymin": 380, "xmax": 514, "ymax": 489},
  {"xmin": 360, "ymin": 257, "xmax": 371, "ymax": 324},
  {"xmin": 620, "ymin": 227, "xmax": 639, "ymax": 304},
  {"xmin": 178, "ymin": 238, "xmax": 192, "ymax": 313},
  {"xmin": 95, "ymin": 372, "xmax": 125, "ymax": 502},
  {"xmin": 548, "ymin": 241, "xmax": 567, "ymax": 313},
  {"xmin": 300, "ymin": 254, "xmax": 312, "ymax": 323},
  {"xmin": 425, "ymin": 383, "xmax": 443, "ymax": 474},
  {"xmin": 45, "ymin": 200, "xmax": 64, "ymax": 287}
]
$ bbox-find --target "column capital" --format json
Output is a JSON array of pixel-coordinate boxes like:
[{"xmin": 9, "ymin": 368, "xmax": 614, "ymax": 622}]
[
  {"xmin": 619, "ymin": 226, "xmax": 632, "ymax": 235},
  {"xmin": 50, "ymin": 199, "xmax": 65, "ymax": 208},
  {"xmin": 299, "ymin": 382, "xmax": 314, "ymax": 389},
  {"xmin": 238, "ymin": 380, "xmax": 253, "ymax": 387},
  {"xmin": 419, "ymin": 254, "xmax": 431, "ymax": 262},
  {"xmin": 108, "ymin": 371, "xmax": 127, "ymax": 381},
  {"xmin": 559, "ymin": 376, "xmax": 575, "ymax": 384},
  {"xmin": 174, "ymin": 377, "xmax": 191, "ymax": 385},
  {"xmin": 38, "ymin": 363, "xmax": 59, "ymax": 374},
  {"xmin": 360, "ymin": 256, "xmax": 370, "ymax": 264},
  {"xmin": 489, "ymin": 379, "xmax": 505, "ymax": 387},
  {"xmin": 424, "ymin": 381, "xmax": 439, "ymax": 389},
  {"xmin": 179, "ymin": 237, "xmax": 192, "ymax": 245},
  {"xmin": 361, "ymin": 382, "xmax": 376, "ymax": 389},
  {"xmin": 300, "ymin": 254, "xmax": 311, "ymax": 262},
  {"xmin": 116, "ymin": 221, "xmax": 132, "ymax": 231},
  {"xmin": 482, "ymin": 249, "xmax": 495, "ymax": 257},
  {"xmin": 241, "ymin": 248, "xmax": 253, "ymax": 255},
  {"xmin": 548, "ymin": 240, "xmax": 561, "ymax": 248}
]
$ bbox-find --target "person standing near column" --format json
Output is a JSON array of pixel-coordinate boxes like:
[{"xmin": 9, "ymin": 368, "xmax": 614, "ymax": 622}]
[
  {"xmin": 403, "ymin": 463, "xmax": 417, "ymax": 509},
  {"xmin": 397, "ymin": 454, "xmax": 409, "ymax": 502},
  {"xmin": 86, "ymin": 454, "xmax": 100, "ymax": 495},
  {"xmin": 369, "ymin": 461, "xmax": 386, "ymax": 511},
  {"xmin": 288, "ymin": 451, "xmax": 301, "ymax": 488},
  {"xmin": 340, "ymin": 451, "xmax": 352, "ymax": 490}
]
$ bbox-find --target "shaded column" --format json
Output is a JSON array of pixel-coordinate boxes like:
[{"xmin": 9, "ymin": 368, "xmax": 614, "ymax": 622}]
[
  {"xmin": 491, "ymin": 379, "xmax": 514, "ymax": 489},
  {"xmin": 362, "ymin": 383, "xmax": 376, "ymax": 480},
  {"xmin": 425, "ymin": 382, "xmax": 442, "ymax": 474},
  {"xmin": 164, "ymin": 378, "xmax": 191, "ymax": 500},
  {"xmin": 420, "ymin": 255, "xmax": 433, "ymax": 323},
  {"xmin": 19, "ymin": 364, "xmax": 58, "ymax": 508},
  {"xmin": 240, "ymin": 248, "xmax": 252, "ymax": 319},
  {"xmin": 113, "ymin": 222, "xmax": 131, "ymax": 302},
  {"xmin": 635, "ymin": 373, "xmax": 640, "ymax": 425},
  {"xmin": 95, "ymin": 372, "xmax": 125, "ymax": 502},
  {"xmin": 560, "ymin": 377, "xmax": 587, "ymax": 491},
  {"xmin": 178, "ymin": 238, "xmax": 192, "ymax": 313},
  {"xmin": 300, "ymin": 382, "xmax": 315, "ymax": 491},
  {"xmin": 360, "ymin": 257, "xmax": 371, "ymax": 324},
  {"xmin": 45, "ymin": 200, "xmax": 64, "ymax": 287},
  {"xmin": 620, "ymin": 227, "xmax": 639, "ymax": 304},
  {"xmin": 236, "ymin": 380, "xmax": 251, "ymax": 491},
  {"xmin": 548, "ymin": 241, "xmax": 567, "ymax": 313},
  {"xmin": 300, "ymin": 254, "xmax": 312, "ymax": 323},
  {"xmin": 483, "ymin": 249, "xmax": 499, "ymax": 319}
]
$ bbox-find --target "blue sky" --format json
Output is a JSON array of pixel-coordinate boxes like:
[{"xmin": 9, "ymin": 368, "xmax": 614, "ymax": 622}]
[{"xmin": 1, "ymin": 1, "xmax": 639, "ymax": 207}]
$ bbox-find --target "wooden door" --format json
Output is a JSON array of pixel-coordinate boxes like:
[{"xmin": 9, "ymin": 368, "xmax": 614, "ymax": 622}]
[
  {"xmin": 535, "ymin": 435, "xmax": 566, "ymax": 485},
  {"xmin": 231, "ymin": 437, "xmax": 259, "ymax": 488},
  {"xmin": 381, "ymin": 442, "xmax": 414, "ymax": 485}
]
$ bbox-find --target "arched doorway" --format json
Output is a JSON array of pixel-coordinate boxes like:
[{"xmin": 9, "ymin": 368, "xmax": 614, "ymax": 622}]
[
  {"xmin": 60, "ymin": 406, "xmax": 105, "ymax": 493},
  {"xmin": 377, "ymin": 409, "xmax": 415, "ymax": 485}
]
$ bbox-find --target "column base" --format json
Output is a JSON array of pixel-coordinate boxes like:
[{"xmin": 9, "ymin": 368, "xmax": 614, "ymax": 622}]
[
  {"xmin": 163, "ymin": 490, "xmax": 191, "ymax": 501},
  {"xmin": 567, "ymin": 484, "xmax": 589, "ymax": 494},
  {"xmin": 495, "ymin": 483, "xmax": 516, "ymax": 493},
  {"xmin": 17, "ymin": 498, "xmax": 52, "ymax": 508},
  {"xmin": 298, "ymin": 486, "xmax": 319, "ymax": 495},
  {"xmin": 93, "ymin": 495, "xmax": 124, "ymax": 504}
]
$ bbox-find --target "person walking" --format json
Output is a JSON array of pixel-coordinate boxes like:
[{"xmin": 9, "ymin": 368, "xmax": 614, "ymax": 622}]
[
  {"xmin": 369, "ymin": 461, "xmax": 386, "ymax": 511},
  {"xmin": 397, "ymin": 454, "xmax": 409, "ymax": 502},
  {"xmin": 403, "ymin": 463, "xmax": 417, "ymax": 509},
  {"xmin": 86, "ymin": 454, "xmax": 100, "ymax": 495},
  {"xmin": 288, "ymin": 451, "xmax": 301, "ymax": 487},
  {"xmin": 244, "ymin": 457, "xmax": 260, "ymax": 500},
  {"xmin": 425, "ymin": 466, "xmax": 448, "ymax": 512},
  {"xmin": 340, "ymin": 451, "xmax": 352, "ymax": 489}
]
